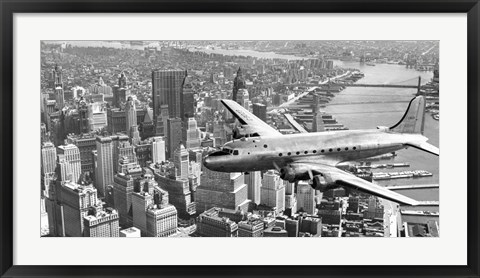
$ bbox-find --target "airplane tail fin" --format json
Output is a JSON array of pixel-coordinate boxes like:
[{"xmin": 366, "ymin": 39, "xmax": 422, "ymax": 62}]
[{"xmin": 389, "ymin": 96, "xmax": 426, "ymax": 134}]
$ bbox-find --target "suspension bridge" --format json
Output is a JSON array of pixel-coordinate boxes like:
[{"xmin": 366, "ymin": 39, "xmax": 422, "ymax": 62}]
[
  {"xmin": 341, "ymin": 76, "xmax": 421, "ymax": 89},
  {"xmin": 285, "ymin": 76, "xmax": 422, "ymax": 91}
]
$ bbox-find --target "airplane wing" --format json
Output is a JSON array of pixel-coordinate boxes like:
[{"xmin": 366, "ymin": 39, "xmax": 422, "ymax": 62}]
[
  {"xmin": 295, "ymin": 161, "xmax": 420, "ymax": 206},
  {"xmin": 284, "ymin": 114, "xmax": 308, "ymax": 133},
  {"xmin": 221, "ymin": 99, "xmax": 281, "ymax": 137}
]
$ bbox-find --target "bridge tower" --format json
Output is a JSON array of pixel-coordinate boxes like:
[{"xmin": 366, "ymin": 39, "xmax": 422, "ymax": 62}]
[{"xmin": 417, "ymin": 76, "xmax": 422, "ymax": 95}]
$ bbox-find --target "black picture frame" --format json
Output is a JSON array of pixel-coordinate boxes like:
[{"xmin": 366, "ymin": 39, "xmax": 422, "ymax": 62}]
[{"xmin": 1, "ymin": 1, "xmax": 479, "ymax": 277}]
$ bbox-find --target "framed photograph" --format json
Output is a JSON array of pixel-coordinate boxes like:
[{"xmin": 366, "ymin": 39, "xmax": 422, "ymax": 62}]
[{"xmin": 1, "ymin": 1, "xmax": 479, "ymax": 277}]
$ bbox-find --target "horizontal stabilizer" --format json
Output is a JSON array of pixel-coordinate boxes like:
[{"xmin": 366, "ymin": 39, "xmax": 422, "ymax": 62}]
[{"xmin": 406, "ymin": 142, "xmax": 439, "ymax": 156}]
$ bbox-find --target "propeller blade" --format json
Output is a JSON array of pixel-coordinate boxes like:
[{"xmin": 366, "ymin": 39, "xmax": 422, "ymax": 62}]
[
  {"xmin": 272, "ymin": 161, "xmax": 281, "ymax": 171},
  {"xmin": 308, "ymin": 169, "xmax": 314, "ymax": 180}
]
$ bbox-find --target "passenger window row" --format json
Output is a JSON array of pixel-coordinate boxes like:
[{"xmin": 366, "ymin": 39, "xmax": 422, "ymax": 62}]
[{"xmin": 278, "ymin": 146, "xmax": 358, "ymax": 157}]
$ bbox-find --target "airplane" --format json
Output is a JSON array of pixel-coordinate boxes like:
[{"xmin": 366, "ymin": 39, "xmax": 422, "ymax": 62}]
[{"xmin": 203, "ymin": 96, "xmax": 439, "ymax": 206}]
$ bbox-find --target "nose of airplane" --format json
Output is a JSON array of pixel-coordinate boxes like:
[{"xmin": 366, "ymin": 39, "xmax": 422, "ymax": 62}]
[{"xmin": 203, "ymin": 155, "xmax": 211, "ymax": 168}]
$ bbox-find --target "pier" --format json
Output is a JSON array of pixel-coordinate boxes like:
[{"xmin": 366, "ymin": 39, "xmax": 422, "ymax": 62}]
[
  {"xmin": 385, "ymin": 184, "xmax": 439, "ymax": 190},
  {"xmin": 416, "ymin": 201, "xmax": 439, "ymax": 206}
]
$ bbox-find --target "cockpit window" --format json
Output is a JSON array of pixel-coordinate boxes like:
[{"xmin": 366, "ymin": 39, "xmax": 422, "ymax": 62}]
[
  {"xmin": 209, "ymin": 150, "xmax": 230, "ymax": 157},
  {"xmin": 233, "ymin": 150, "xmax": 239, "ymax": 155}
]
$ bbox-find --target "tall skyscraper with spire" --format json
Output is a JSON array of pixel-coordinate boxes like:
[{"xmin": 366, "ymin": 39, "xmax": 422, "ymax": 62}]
[
  {"xmin": 125, "ymin": 96, "xmax": 140, "ymax": 145},
  {"xmin": 53, "ymin": 65, "xmax": 64, "ymax": 109},
  {"xmin": 232, "ymin": 67, "xmax": 246, "ymax": 104},
  {"xmin": 181, "ymin": 72, "xmax": 195, "ymax": 120}
]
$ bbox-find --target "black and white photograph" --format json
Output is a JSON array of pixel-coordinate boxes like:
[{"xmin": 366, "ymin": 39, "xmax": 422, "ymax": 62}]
[{"xmin": 40, "ymin": 40, "xmax": 440, "ymax": 238}]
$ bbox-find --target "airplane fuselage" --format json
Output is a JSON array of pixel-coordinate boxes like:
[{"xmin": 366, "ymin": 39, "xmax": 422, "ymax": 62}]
[{"xmin": 203, "ymin": 129, "xmax": 427, "ymax": 173}]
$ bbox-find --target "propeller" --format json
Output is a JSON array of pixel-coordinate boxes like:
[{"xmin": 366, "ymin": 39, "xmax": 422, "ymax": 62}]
[
  {"xmin": 308, "ymin": 169, "xmax": 314, "ymax": 180},
  {"xmin": 272, "ymin": 161, "xmax": 281, "ymax": 171}
]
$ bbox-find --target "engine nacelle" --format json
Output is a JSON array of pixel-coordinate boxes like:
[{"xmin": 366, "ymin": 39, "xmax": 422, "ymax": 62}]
[
  {"xmin": 279, "ymin": 164, "xmax": 339, "ymax": 192},
  {"xmin": 279, "ymin": 165, "xmax": 311, "ymax": 183},
  {"xmin": 311, "ymin": 173, "xmax": 337, "ymax": 192}
]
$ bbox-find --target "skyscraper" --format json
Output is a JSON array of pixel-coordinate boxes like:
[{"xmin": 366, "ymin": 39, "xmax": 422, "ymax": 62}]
[
  {"xmin": 95, "ymin": 136, "xmax": 114, "ymax": 197},
  {"xmin": 151, "ymin": 69, "xmax": 187, "ymax": 121},
  {"xmin": 237, "ymin": 89, "xmax": 251, "ymax": 111},
  {"xmin": 232, "ymin": 67, "xmax": 246, "ymax": 103},
  {"xmin": 184, "ymin": 118, "xmax": 201, "ymax": 149},
  {"xmin": 252, "ymin": 103, "xmax": 267, "ymax": 122},
  {"xmin": 244, "ymin": 171, "xmax": 261, "ymax": 205},
  {"xmin": 151, "ymin": 136, "xmax": 166, "ymax": 164},
  {"xmin": 260, "ymin": 170, "xmax": 286, "ymax": 214},
  {"xmin": 60, "ymin": 182, "xmax": 102, "ymax": 237},
  {"xmin": 53, "ymin": 65, "xmax": 64, "ymax": 109},
  {"xmin": 88, "ymin": 103, "xmax": 107, "ymax": 131},
  {"xmin": 132, "ymin": 191, "xmax": 153, "ymax": 235},
  {"xmin": 296, "ymin": 181, "xmax": 316, "ymax": 214},
  {"xmin": 238, "ymin": 219, "xmax": 264, "ymax": 237},
  {"xmin": 150, "ymin": 162, "xmax": 196, "ymax": 219},
  {"xmin": 155, "ymin": 105, "xmax": 169, "ymax": 137},
  {"xmin": 113, "ymin": 173, "xmax": 134, "ymax": 227},
  {"xmin": 83, "ymin": 207, "xmax": 120, "ymax": 237},
  {"xmin": 41, "ymin": 142, "xmax": 57, "ymax": 176},
  {"xmin": 212, "ymin": 120, "xmax": 227, "ymax": 146},
  {"xmin": 57, "ymin": 144, "xmax": 82, "ymax": 184},
  {"xmin": 66, "ymin": 133, "xmax": 96, "ymax": 173},
  {"xmin": 55, "ymin": 87, "xmax": 65, "ymax": 110},
  {"xmin": 196, "ymin": 168, "xmax": 250, "ymax": 214},
  {"xmin": 196, "ymin": 207, "xmax": 238, "ymax": 237},
  {"xmin": 173, "ymin": 144, "xmax": 189, "ymax": 180},
  {"xmin": 181, "ymin": 74, "xmax": 195, "ymax": 120},
  {"xmin": 115, "ymin": 140, "xmax": 138, "ymax": 173},
  {"xmin": 125, "ymin": 96, "xmax": 140, "ymax": 145},
  {"xmin": 146, "ymin": 204, "xmax": 178, "ymax": 237},
  {"xmin": 166, "ymin": 118, "xmax": 182, "ymax": 160}
]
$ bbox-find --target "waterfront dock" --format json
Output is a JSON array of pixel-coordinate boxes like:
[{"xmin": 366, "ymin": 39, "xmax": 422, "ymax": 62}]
[{"xmin": 385, "ymin": 184, "xmax": 439, "ymax": 190}]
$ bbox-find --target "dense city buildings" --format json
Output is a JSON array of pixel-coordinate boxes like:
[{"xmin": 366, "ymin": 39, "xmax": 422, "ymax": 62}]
[{"xmin": 40, "ymin": 40, "xmax": 439, "ymax": 238}]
